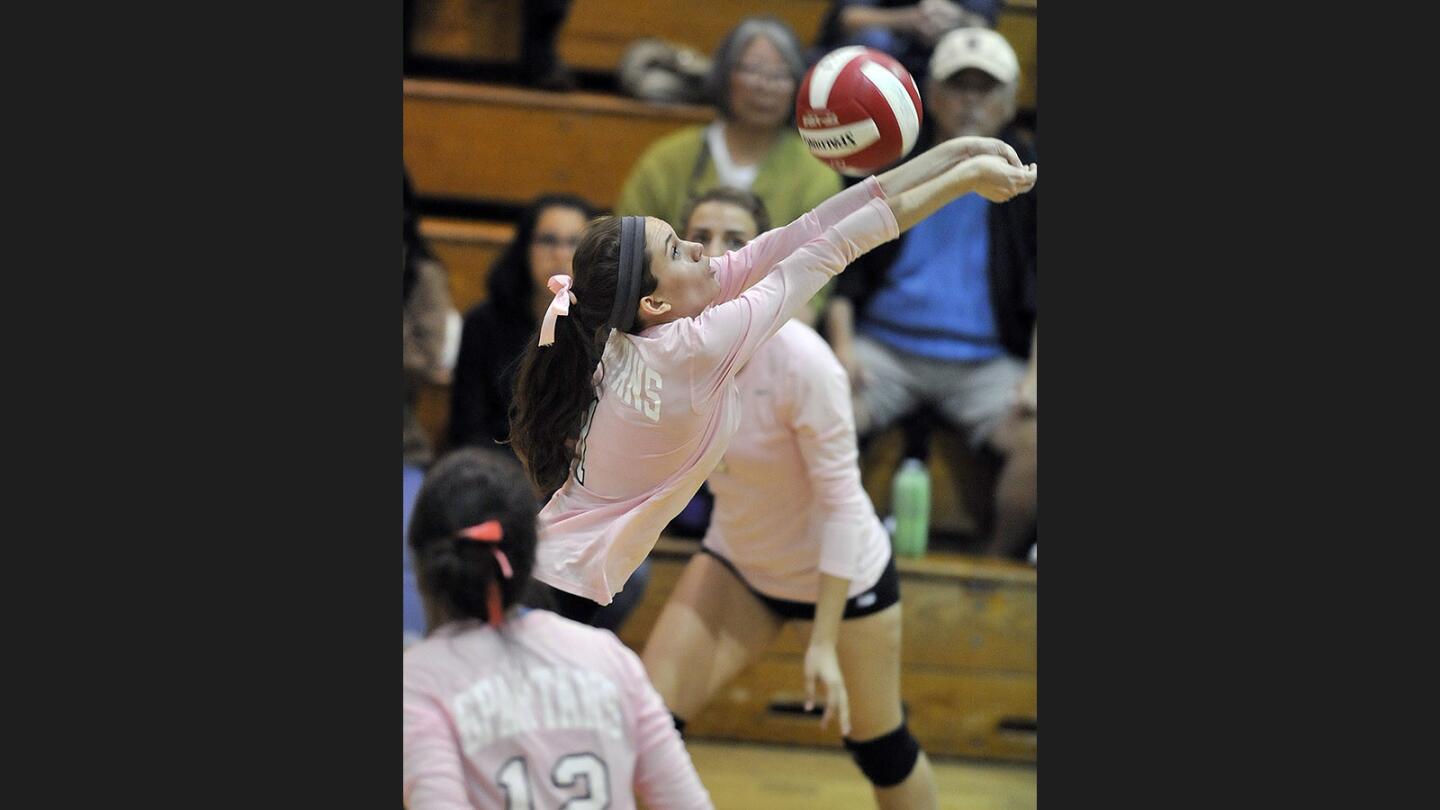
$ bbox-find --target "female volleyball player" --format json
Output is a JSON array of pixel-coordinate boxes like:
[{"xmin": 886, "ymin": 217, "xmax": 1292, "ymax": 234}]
[
  {"xmin": 402, "ymin": 449, "xmax": 712, "ymax": 809},
  {"xmin": 508, "ymin": 136, "xmax": 1036, "ymax": 623},
  {"xmin": 640, "ymin": 187, "xmax": 937, "ymax": 809}
]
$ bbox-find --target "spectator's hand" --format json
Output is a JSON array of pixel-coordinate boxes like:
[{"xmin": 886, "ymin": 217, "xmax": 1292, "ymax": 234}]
[
  {"xmin": 957, "ymin": 155, "xmax": 1037, "ymax": 203},
  {"xmin": 944, "ymin": 135, "xmax": 1024, "ymax": 169},
  {"xmin": 920, "ymin": 0, "xmax": 967, "ymax": 35},
  {"xmin": 804, "ymin": 642, "xmax": 851, "ymax": 737}
]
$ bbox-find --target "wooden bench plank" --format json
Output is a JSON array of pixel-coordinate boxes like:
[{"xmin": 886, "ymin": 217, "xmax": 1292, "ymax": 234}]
[
  {"xmin": 621, "ymin": 538, "xmax": 1036, "ymax": 761},
  {"xmin": 557, "ymin": 0, "xmax": 830, "ymax": 72},
  {"xmin": 418, "ymin": 216, "xmax": 514, "ymax": 316},
  {"xmin": 404, "ymin": 79, "xmax": 711, "ymax": 208},
  {"xmin": 684, "ymin": 657, "xmax": 1036, "ymax": 761},
  {"xmin": 409, "ymin": 0, "xmax": 521, "ymax": 63}
]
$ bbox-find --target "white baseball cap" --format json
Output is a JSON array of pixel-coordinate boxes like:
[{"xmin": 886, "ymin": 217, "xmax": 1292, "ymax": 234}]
[{"xmin": 929, "ymin": 27, "xmax": 1020, "ymax": 85}]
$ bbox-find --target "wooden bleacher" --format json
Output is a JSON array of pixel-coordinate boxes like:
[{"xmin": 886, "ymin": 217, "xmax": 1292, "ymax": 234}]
[
  {"xmin": 557, "ymin": 0, "xmax": 830, "ymax": 72},
  {"xmin": 409, "ymin": 0, "xmax": 1036, "ymax": 112},
  {"xmin": 404, "ymin": 79, "xmax": 711, "ymax": 210},
  {"xmin": 410, "ymin": 0, "xmax": 830, "ymax": 72},
  {"xmin": 418, "ymin": 217, "xmax": 513, "ymax": 316},
  {"xmin": 617, "ymin": 537, "xmax": 1037, "ymax": 763}
]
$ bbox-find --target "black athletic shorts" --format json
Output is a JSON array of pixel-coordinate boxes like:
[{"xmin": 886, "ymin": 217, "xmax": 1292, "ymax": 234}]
[
  {"xmin": 699, "ymin": 546, "xmax": 900, "ymax": 621},
  {"xmin": 523, "ymin": 579, "xmax": 603, "ymax": 626}
]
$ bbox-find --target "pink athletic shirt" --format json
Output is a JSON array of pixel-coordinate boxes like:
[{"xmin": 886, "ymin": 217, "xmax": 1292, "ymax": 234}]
[
  {"xmin": 533, "ymin": 178, "xmax": 899, "ymax": 604},
  {"xmin": 403, "ymin": 609, "xmax": 713, "ymax": 809},
  {"xmin": 703, "ymin": 319, "xmax": 891, "ymax": 603}
]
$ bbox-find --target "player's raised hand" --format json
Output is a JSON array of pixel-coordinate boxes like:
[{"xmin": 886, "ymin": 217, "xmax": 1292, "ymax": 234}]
[
  {"xmin": 958, "ymin": 155, "xmax": 1037, "ymax": 203},
  {"xmin": 943, "ymin": 135, "xmax": 1024, "ymax": 169}
]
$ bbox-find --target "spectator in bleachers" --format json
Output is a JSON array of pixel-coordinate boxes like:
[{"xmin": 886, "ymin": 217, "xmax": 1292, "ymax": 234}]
[
  {"xmin": 615, "ymin": 17, "xmax": 841, "ymax": 321},
  {"xmin": 812, "ymin": 1, "xmax": 1000, "ymax": 84},
  {"xmin": 405, "ymin": 169, "xmax": 462, "ymax": 646},
  {"xmin": 404, "ymin": 172, "xmax": 460, "ymax": 469},
  {"xmin": 521, "ymin": 0, "xmax": 578, "ymax": 91},
  {"xmin": 826, "ymin": 27, "xmax": 1036, "ymax": 560},
  {"xmin": 448, "ymin": 193, "xmax": 651, "ymax": 633},
  {"xmin": 449, "ymin": 194, "xmax": 596, "ymax": 453}
]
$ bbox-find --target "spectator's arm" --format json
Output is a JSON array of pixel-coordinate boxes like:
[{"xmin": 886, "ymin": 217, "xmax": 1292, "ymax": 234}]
[
  {"xmin": 404, "ymin": 259, "xmax": 455, "ymax": 385},
  {"xmin": 839, "ymin": 2, "xmax": 925, "ymax": 37}
]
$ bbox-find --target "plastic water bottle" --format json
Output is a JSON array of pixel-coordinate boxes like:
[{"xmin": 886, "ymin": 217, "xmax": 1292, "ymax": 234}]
[{"xmin": 890, "ymin": 458, "xmax": 930, "ymax": 558}]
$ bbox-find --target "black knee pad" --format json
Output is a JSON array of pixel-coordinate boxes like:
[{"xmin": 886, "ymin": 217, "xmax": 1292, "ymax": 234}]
[{"xmin": 843, "ymin": 722, "xmax": 922, "ymax": 788}]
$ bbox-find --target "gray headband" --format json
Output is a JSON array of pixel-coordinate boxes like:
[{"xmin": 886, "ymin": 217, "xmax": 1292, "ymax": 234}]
[{"xmin": 609, "ymin": 216, "xmax": 645, "ymax": 334}]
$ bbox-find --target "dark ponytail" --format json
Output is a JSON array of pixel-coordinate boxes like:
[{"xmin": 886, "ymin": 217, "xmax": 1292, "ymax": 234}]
[
  {"xmin": 408, "ymin": 449, "xmax": 540, "ymax": 628},
  {"xmin": 508, "ymin": 216, "xmax": 657, "ymax": 497}
]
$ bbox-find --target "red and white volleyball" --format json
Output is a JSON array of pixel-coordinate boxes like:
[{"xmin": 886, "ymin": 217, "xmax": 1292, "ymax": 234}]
[{"xmin": 796, "ymin": 47, "xmax": 923, "ymax": 177}]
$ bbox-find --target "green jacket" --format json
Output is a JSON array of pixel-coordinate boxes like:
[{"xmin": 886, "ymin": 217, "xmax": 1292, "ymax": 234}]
[{"xmin": 615, "ymin": 125, "xmax": 844, "ymax": 317}]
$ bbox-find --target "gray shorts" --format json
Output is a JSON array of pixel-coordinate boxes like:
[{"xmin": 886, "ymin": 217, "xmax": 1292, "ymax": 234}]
[{"xmin": 851, "ymin": 334, "xmax": 1024, "ymax": 449}]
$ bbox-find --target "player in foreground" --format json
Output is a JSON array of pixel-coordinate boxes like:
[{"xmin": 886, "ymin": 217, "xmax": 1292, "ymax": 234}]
[{"xmin": 403, "ymin": 449, "xmax": 713, "ymax": 809}]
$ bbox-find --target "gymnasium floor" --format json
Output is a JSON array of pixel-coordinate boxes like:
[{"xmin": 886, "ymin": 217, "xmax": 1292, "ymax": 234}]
[{"xmin": 686, "ymin": 739, "xmax": 1036, "ymax": 810}]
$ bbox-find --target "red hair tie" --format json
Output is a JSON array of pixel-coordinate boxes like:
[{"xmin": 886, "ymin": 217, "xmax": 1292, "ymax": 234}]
[{"xmin": 458, "ymin": 520, "xmax": 514, "ymax": 627}]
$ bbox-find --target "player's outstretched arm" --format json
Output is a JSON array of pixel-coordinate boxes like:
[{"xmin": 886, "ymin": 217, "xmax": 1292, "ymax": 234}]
[
  {"xmin": 886, "ymin": 154, "xmax": 1037, "ymax": 233},
  {"xmin": 875, "ymin": 136, "xmax": 1023, "ymax": 199}
]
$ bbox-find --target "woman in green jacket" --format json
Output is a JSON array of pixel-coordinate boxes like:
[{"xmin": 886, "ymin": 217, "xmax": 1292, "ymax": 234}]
[{"xmin": 615, "ymin": 16, "xmax": 843, "ymax": 321}]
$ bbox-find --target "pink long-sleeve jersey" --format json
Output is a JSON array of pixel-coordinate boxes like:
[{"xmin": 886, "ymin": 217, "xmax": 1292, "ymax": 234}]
[
  {"xmin": 533, "ymin": 178, "xmax": 899, "ymax": 604},
  {"xmin": 703, "ymin": 319, "xmax": 891, "ymax": 602},
  {"xmin": 403, "ymin": 610, "xmax": 713, "ymax": 809}
]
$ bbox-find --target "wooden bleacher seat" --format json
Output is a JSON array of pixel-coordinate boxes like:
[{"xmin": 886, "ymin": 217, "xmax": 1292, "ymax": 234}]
[
  {"xmin": 418, "ymin": 217, "xmax": 514, "ymax": 317},
  {"xmin": 557, "ymin": 0, "xmax": 830, "ymax": 72},
  {"xmin": 409, "ymin": 0, "xmax": 1036, "ymax": 113},
  {"xmin": 409, "ymin": 0, "xmax": 521, "ymax": 63},
  {"xmin": 409, "ymin": 0, "xmax": 829, "ymax": 73},
  {"xmin": 404, "ymin": 79, "xmax": 711, "ymax": 210},
  {"xmin": 860, "ymin": 422, "xmax": 998, "ymax": 543},
  {"xmin": 617, "ymin": 537, "xmax": 1037, "ymax": 763}
]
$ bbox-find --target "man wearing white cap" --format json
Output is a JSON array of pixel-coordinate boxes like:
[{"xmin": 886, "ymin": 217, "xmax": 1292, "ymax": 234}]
[{"xmin": 827, "ymin": 27, "xmax": 1037, "ymax": 561}]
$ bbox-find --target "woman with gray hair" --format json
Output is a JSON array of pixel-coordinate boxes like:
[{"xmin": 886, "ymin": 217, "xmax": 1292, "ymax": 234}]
[{"xmin": 615, "ymin": 17, "xmax": 842, "ymax": 320}]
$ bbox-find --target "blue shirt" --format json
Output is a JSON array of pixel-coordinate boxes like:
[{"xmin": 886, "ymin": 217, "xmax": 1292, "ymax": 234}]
[{"xmin": 860, "ymin": 193, "xmax": 1002, "ymax": 361}]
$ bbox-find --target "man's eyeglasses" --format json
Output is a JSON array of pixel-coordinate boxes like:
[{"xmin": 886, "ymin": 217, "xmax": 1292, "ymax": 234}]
[{"xmin": 533, "ymin": 234, "xmax": 581, "ymax": 250}]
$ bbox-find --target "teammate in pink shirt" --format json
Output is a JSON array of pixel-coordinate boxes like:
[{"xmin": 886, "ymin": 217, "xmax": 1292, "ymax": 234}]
[
  {"xmin": 640, "ymin": 188, "xmax": 937, "ymax": 809},
  {"xmin": 403, "ymin": 449, "xmax": 713, "ymax": 809},
  {"xmin": 508, "ymin": 136, "xmax": 1037, "ymax": 622}
]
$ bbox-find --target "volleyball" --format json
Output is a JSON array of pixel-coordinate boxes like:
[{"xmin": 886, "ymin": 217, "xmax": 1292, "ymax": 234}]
[{"xmin": 796, "ymin": 47, "xmax": 923, "ymax": 177}]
